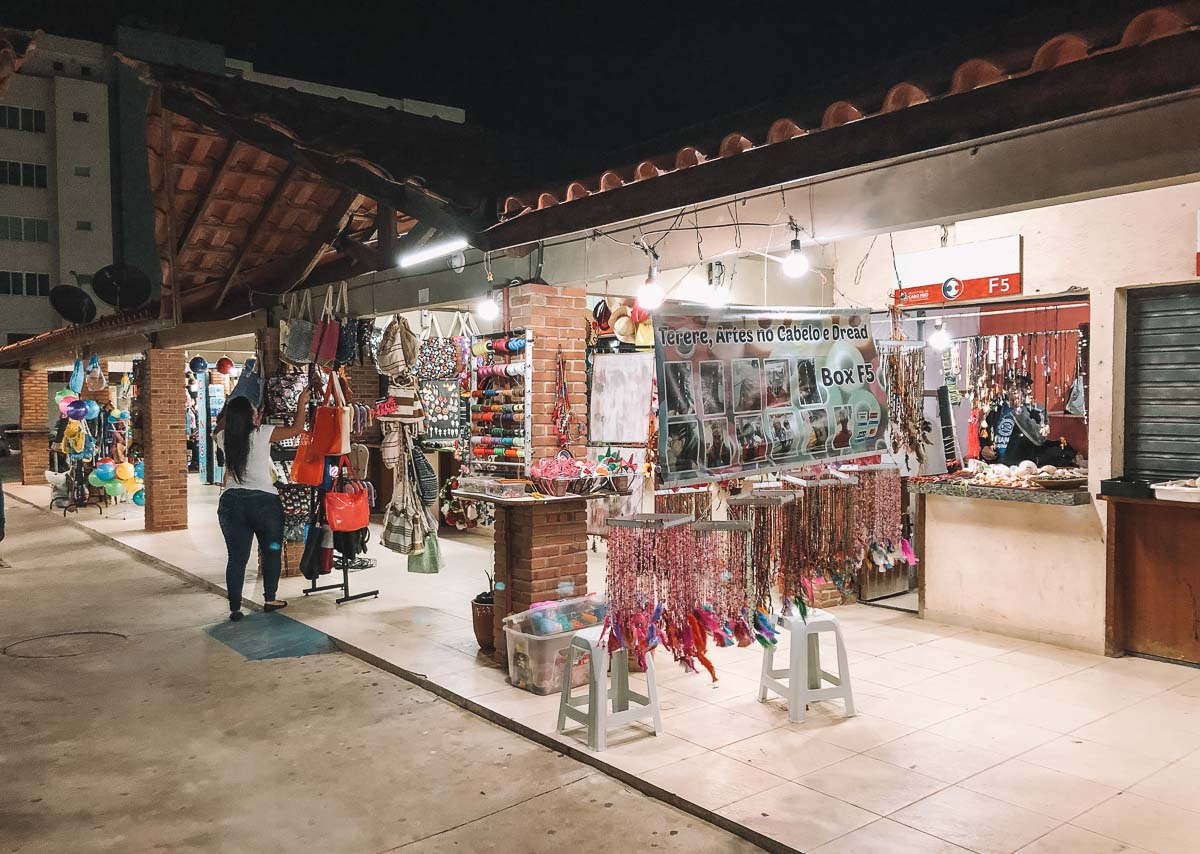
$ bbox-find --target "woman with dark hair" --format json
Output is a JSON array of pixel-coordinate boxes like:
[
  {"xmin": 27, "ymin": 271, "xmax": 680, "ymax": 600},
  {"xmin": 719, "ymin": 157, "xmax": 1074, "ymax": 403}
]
[{"xmin": 215, "ymin": 388, "xmax": 310, "ymax": 621}]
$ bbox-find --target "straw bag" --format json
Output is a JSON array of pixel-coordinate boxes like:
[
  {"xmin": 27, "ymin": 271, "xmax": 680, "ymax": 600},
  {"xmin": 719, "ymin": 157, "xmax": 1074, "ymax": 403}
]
[
  {"xmin": 378, "ymin": 314, "xmax": 419, "ymax": 378},
  {"xmin": 386, "ymin": 378, "xmax": 425, "ymax": 425},
  {"xmin": 283, "ymin": 291, "xmax": 316, "ymax": 365}
]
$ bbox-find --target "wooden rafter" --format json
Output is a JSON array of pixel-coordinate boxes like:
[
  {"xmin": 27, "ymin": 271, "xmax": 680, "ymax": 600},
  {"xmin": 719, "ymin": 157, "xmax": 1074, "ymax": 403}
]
[
  {"xmin": 176, "ymin": 140, "xmax": 238, "ymax": 255},
  {"xmin": 259, "ymin": 189, "xmax": 357, "ymax": 297},
  {"xmin": 214, "ymin": 162, "xmax": 298, "ymax": 309}
]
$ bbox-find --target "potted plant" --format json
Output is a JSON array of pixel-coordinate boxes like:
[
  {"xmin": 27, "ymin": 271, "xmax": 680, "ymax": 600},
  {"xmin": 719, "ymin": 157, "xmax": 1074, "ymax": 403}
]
[{"xmin": 471, "ymin": 570, "xmax": 495, "ymax": 651}]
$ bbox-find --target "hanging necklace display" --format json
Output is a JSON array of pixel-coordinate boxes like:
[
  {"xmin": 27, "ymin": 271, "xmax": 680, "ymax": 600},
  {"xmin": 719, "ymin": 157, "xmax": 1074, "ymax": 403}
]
[
  {"xmin": 878, "ymin": 338, "xmax": 927, "ymax": 466},
  {"xmin": 654, "ymin": 485, "xmax": 713, "ymax": 520},
  {"xmin": 552, "ymin": 347, "xmax": 579, "ymax": 449}
]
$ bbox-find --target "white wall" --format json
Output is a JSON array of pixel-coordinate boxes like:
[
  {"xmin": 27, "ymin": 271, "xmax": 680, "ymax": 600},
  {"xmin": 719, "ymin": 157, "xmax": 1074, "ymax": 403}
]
[
  {"xmin": 52, "ymin": 75, "xmax": 113, "ymax": 287},
  {"xmin": 825, "ymin": 181, "xmax": 1200, "ymax": 651}
]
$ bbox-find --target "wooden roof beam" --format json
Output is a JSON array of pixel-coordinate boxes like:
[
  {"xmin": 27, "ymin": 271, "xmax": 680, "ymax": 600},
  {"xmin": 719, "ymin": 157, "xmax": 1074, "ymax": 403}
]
[
  {"xmin": 258, "ymin": 189, "xmax": 357, "ymax": 297},
  {"xmin": 214, "ymin": 162, "xmax": 297, "ymax": 309},
  {"xmin": 176, "ymin": 141, "xmax": 239, "ymax": 255}
]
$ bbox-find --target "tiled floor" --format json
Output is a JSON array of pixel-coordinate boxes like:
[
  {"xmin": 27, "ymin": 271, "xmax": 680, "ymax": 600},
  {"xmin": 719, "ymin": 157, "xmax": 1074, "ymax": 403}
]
[{"xmin": 9, "ymin": 477, "xmax": 1200, "ymax": 853}]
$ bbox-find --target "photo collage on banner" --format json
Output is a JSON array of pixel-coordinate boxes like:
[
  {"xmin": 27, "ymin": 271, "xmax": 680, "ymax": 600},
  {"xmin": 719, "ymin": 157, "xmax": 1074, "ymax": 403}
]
[{"xmin": 656, "ymin": 305, "xmax": 890, "ymax": 486}]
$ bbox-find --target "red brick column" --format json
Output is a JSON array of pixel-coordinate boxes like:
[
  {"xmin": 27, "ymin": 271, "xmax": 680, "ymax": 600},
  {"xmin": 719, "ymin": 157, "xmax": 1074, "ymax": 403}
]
[
  {"xmin": 506, "ymin": 282, "xmax": 589, "ymax": 461},
  {"xmin": 142, "ymin": 348, "xmax": 188, "ymax": 531},
  {"xmin": 491, "ymin": 282, "xmax": 591, "ymax": 663},
  {"xmin": 492, "ymin": 502, "xmax": 590, "ymax": 661},
  {"xmin": 18, "ymin": 369, "xmax": 49, "ymax": 485}
]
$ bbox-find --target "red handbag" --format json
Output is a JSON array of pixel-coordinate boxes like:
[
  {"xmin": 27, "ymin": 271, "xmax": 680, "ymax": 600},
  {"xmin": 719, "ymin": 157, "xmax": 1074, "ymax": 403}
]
[
  {"xmin": 309, "ymin": 285, "xmax": 341, "ymax": 364},
  {"xmin": 324, "ymin": 455, "xmax": 370, "ymax": 532},
  {"xmin": 290, "ymin": 432, "xmax": 327, "ymax": 486},
  {"xmin": 311, "ymin": 371, "xmax": 350, "ymax": 456}
]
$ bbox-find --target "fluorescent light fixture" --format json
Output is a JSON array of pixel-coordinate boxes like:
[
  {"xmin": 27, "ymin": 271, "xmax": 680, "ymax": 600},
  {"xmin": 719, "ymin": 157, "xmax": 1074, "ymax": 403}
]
[
  {"xmin": 781, "ymin": 238, "xmax": 810, "ymax": 278},
  {"xmin": 476, "ymin": 291, "xmax": 500, "ymax": 321},
  {"xmin": 638, "ymin": 264, "xmax": 664, "ymax": 310},
  {"xmin": 398, "ymin": 236, "xmax": 469, "ymax": 269}
]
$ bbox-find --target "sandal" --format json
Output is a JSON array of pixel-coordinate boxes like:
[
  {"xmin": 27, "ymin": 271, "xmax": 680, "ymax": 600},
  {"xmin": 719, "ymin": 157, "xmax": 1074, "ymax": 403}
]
[{"xmin": 264, "ymin": 600, "xmax": 288, "ymax": 612}]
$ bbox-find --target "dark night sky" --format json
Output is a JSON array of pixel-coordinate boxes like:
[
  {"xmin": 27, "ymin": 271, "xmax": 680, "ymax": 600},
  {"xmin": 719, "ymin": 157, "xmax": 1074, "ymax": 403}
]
[{"xmin": 10, "ymin": 0, "xmax": 1156, "ymax": 160}]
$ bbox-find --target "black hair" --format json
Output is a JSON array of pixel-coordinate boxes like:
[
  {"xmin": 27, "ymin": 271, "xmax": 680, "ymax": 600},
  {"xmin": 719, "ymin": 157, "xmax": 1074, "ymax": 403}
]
[{"xmin": 222, "ymin": 396, "xmax": 256, "ymax": 483}]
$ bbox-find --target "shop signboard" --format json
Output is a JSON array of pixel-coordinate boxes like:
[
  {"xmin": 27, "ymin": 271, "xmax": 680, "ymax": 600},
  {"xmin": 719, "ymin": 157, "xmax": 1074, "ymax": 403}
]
[
  {"xmin": 893, "ymin": 235, "xmax": 1022, "ymax": 307},
  {"xmin": 655, "ymin": 305, "xmax": 889, "ymax": 486}
]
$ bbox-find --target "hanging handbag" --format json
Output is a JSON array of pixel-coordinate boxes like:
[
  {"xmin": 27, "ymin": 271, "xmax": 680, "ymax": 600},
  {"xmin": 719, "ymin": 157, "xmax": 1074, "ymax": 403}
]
[
  {"xmin": 386, "ymin": 378, "xmax": 426, "ymax": 425},
  {"xmin": 69, "ymin": 358, "xmax": 86, "ymax": 394},
  {"xmin": 310, "ymin": 286, "xmax": 341, "ymax": 364},
  {"xmin": 409, "ymin": 446, "xmax": 439, "ymax": 507},
  {"xmin": 283, "ymin": 291, "xmax": 316, "ymax": 365},
  {"xmin": 300, "ymin": 521, "xmax": 328, "ymax": 580},
  {"xmin": 407, "ymin": 531, "xmax": 442, "ymax": 573},
  {"xmin": 265, "ymin": 366, "xmax": 307, "ymax": 418},
  {"xmin": 335, "ymin": 282, "xmax": 358, "ymax": 367},
  {"xmin": 290, "ymin": 428, "xmax": 329, "ymax": 486},
  {"xmin": 229, "ymin": 355, "xmax": 264, "ymax": 407},
  {"xmin": 278, "ymin": 483, "xmax": 316, "ymax": 519},
  {"xmin": 414, "ymin": 313, "xmax": 460, "ymax": 381},
  {"xmin": 85, "ymin": 355, "xmax": 108, "ymax": 392},
  {"xmin": 324, "ymin": 455, "xmax": 371, "ymax": 532},
  {"xmin": 377, "ymin": 314, "xmax": 419, "ymax": 378},
  {"xmin": 311, "ymin": 371, "xmax": 352, "ymax": 456}
]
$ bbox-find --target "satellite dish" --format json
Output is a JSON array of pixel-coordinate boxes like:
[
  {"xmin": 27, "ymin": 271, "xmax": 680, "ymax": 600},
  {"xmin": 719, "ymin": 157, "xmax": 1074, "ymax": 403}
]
[
  {"xmin": 91, "ymin": 263, "xmax": 151, "ymax": 309},
  {"xmin": 50, "ymin": 286, "xmax": 98, "ymax": 324}
]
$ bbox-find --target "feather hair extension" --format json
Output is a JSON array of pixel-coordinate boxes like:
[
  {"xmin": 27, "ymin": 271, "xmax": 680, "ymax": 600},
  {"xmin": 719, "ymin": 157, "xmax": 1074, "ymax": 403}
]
[{"xmin": 687, "ymin": 612, "xmax": 718, "ymax": 683}]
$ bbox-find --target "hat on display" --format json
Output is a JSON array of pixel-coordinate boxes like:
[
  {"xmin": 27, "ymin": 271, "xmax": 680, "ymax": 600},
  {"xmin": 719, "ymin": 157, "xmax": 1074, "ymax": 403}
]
[
  {"xmin": 630, "ymin": 304, "xmax": 651, "ymax": 325},
  {"xmin": 592, "ymin": 299, "xmax": 613, "ymax": 332},
  {"xmin": 612, "ymin": 315, "xmax": 637, "ymax": 344}
]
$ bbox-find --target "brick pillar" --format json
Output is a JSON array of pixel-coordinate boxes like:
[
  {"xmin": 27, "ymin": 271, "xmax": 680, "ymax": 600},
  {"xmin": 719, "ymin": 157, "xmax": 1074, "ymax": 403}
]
[
  {"xmin": 491, "ymin": 282, "xmax": 591, "ymax": 663},
  {"xmin": 492, "ymin": 502, "xmax": 589, "ymax": 661},
  {"xmin": 142, "ymin": 349, "xmax": 188, "ymax": 531},
  {"xmin": 18, "ymin": 369, "xmax": 49, "ymax": 485},
  {"xmin": 506, "ymin": 282, "xmax": 589, "ymax": 460}
]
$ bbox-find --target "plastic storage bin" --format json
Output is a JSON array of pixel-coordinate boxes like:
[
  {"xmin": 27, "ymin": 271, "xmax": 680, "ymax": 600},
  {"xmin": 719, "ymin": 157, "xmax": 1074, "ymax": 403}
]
[
  {"xmin": 504, "ymin": 626, "xmax": 591, "ymax": 695},
  {"xmin": 504, "ymin": 594, "xmax": 607, "ymax": 637}
]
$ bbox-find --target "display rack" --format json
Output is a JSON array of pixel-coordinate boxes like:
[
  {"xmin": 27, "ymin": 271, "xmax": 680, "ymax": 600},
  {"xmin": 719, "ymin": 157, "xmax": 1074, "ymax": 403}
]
[
  {"xmin": 608, "ymin": 512, "xmax": 693, "ymax": 530},
  {"xmin": 464, "ymin": 329, "xmax": 533, "ymax": 478}
]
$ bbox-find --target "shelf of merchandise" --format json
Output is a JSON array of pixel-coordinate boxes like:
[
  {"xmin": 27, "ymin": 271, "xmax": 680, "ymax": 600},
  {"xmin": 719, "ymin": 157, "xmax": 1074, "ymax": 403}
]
[{"xmin": 464, "ymin": 329, "xmax": 533, "ymax": 479}]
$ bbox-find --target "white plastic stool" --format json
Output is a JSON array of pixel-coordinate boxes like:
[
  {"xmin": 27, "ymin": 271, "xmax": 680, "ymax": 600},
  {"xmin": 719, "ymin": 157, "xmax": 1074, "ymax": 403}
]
[
  {"xmin": 556, "ymin": 625, "xmax": 663, "ymax": 751},
  {"xmin": 758, "ymin": 608, "xmax": 856, "ymax": 723}
]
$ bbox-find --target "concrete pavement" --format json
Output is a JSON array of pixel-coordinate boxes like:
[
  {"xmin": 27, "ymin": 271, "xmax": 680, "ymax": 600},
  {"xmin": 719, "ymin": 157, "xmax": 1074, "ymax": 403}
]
[{"xmin": 0, "ymin": 497, "xmax": 760, "ymax": 853}]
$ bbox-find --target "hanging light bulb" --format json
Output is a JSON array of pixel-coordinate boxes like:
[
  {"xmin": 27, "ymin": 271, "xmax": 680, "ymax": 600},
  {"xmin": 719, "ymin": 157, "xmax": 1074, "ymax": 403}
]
[
  {"xmin": 476, "ymin": 290, "xmax": 500, "ymax": 321},
  {"xmin": 928, "ymin": 317, "xmax": 952, "ymax": 351},
  {"xmin": 638, "ymin": 263, "xmax": 664, "ymax": 310},
  {"xmin": 781, "ymin": 237, "xmax": 810, "ymax": 278}
]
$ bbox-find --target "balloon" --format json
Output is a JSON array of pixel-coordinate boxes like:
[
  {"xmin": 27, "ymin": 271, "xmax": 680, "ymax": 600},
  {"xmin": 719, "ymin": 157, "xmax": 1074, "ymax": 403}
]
[
  {"xmin": 121, "ymin": 410, "xmax": 131, "ymax": 420},
  {"xmin": 87, "ymin": 471, "xmax": 105, "ymax": 487},
  {"xmin": 83, "ymin": 399, "xmax": 101, "ymax": 420},
  {"xmin": 132, "ymin": 489, "xmax": 146, "ymax": 506},
  {"xmin": 115, "ymin": 462, "xmax": 135, "ymax": 480},
  {"xmin": 134, "ymin": 461, "xmax": 144, "ymax": 478},
  {"xmin": 66, "ymin": 400, "xmax": 89, "ymax": 420},
  {"xmin": 97, "ymin": 457, "xmax": 114, "ymax": 467},
  {"xmin": 54, "ymin": 388, "xmax": 75, "ymax": 403},
  {"xmin": 216, "ymin": 357, "xmax": 234, "ymax": 375},
  {"xmin": 189, "ymin": 356, "xmax": 208, "ymax": 374},
  {"xmin": 58, "ymin": 399, "xmax": 73, "ymax": 415},
  {"xmin": 104, "ymin": 481, "xmax": 125, "ymax": 497},
  {"xmin": 121, "ymin": 478, "xmax": 140, "ymax": 495},
  {"xmin": 96, "ymin": 463, "xmax": 116, "ymax": 481}
]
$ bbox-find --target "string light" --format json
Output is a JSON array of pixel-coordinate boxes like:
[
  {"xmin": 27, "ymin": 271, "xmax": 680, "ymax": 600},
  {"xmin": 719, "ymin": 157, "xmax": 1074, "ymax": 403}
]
[
  {"xmin": 638, "ymin": 255, "xmax": 664, "ymax": 310},
  {"xmin": 476, "ymin": 289, "xmax": 500, "ymax": 320},
  {"xmin": 781, "ymin": 217, "xmax": 809, "ymax": 278}
]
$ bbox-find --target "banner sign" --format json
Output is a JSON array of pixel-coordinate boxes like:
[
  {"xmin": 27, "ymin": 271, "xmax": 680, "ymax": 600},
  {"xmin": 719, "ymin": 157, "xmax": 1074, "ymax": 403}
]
[
  {"xmin": 894, "ymin": 235, "xmax": 1022, "ymax": 307},
  {"xmin": 655, "ymin": 306, "xmax": 889, "ymax": 486}
]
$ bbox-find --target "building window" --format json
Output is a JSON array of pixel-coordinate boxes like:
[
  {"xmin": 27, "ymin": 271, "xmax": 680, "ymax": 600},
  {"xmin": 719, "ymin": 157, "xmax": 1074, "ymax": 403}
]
[
  {"xmin": 0, "ymin": 106, "xmax": 46, "ymax": 133},
  {"xmin": 0, "ymin": 271, "xmax": 50, "ymax": 297},
  {"xmin": 0, "ymin": 216, "xmax": 49, "ymax": 242},
  {"xmin": 74, "ymin": 165, "xmax": 91, "ymax": 177},
  {"xmin": 52, "ymin": 61, "xmax": 64, "ymax": 72},
  {"xmin": 0, "ymin": 160, "xmax": 49, "ymax": 188},
  {"xmin": 77, "ymin": 273, "xmax": 93, "ymax": 285},
  {"xmin": 72, "ymin": 111, "xmax": 89, "ymax": 123},
  {"xmin": 76, "ymin": 220, "xmax": 92, "ymax": 232}
]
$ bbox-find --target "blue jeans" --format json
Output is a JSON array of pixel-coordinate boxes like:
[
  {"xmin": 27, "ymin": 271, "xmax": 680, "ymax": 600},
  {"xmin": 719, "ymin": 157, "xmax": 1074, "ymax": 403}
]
[{"xmin": 217, "ymin": 488, "xmax": 284, "ymax": 612}]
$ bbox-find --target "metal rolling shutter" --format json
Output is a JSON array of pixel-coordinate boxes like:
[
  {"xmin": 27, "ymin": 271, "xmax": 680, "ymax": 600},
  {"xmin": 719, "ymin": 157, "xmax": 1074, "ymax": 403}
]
[{"xmin": 1125, "ymin": 283, "xmax": 1200, "ymax": 481}]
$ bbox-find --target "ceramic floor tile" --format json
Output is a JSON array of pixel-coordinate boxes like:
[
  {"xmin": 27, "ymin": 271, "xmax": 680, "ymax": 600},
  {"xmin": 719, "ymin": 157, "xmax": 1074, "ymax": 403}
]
[
  {"xmin": 716, "ymin": 693, "xmax": 796, "ymax": 727},
  {"xmin": 926, "ymin": 709, "xmax": 1059, "ymax": 757},
  {"xmin": 1089, "ymin": 656, "xmax": 1196, "ymax": 692},
  {"xmin": 983, "ymin": 689, "xmax": 1111, "ymax": 734},
  {"xmin": 991, "ymin": 644, "xmax": 1103, "ymax": 680},
  {"xmin": 718, "ymin": 727, "xmax": 855, "ymax": 779},
  {"xmin": 882, "ymin": 644, "xmax": 983, "ymax": 673},
  {"xmin": 1104, "ymin": 691, "xmax": 1200, "ymax": 735},
  {"xmin": 858, "ymin": 689, "xmax": 968, "ymax": 729},
  {"xmin": 848, "ymin": 656, "xmax": 942, "ymax": 689},
  {"xmin": 844, "ymin": 626, "xmax": 922, "ymax": 656},
  {"xmin": 1172, "ymin": 674, "xmax": 1200, "ymax": 698},
  {"xmin": 1075, "ymin": 791, "xmax": 1200, "ymax": 854},
  {"xmin": 663, "ymin": 702, "xmax": 776, "ymax": 750},
  {"xmin": 667, "ymin": 671, "xmax": 762, "ymax": 703},
  {"xmin": 960, "ymin": 758, "xmax": 1118, "ymax": 821},
  {"xmin": 1130, "ymin": 760, "xmax": 1200, "ymax": 812},
  {"xmin": 1014, "ymin": 673, "xmax": 1146, "ymax": 716},
  {"xmin": 812, "ymin": 818, "xmax": 973, "ymax": 854},
  {"xmin": 798, "ymin": 754, "xmax": 946, "ymax": 815},
  {"xmin": 867, "ymin": 730, "xmax": 1008, "ymax": 784},
  {"xmin": 923, "ymin": 632, "xmax": 1031, "ymax": 660},
  {"xmin": 801, "ymin": 712, "xmax": 915, "ymax": 753},
  {"xmin": 1020, "ymin": 736, "xmax": 1170, "ymax": 789},
  {"xmin": 642, "ymin": 752, "xmax": 784, "ymax": 810},
  {"xmin": 1180, "ymin": 746, "xmax": 1200, "ymax": 769},
  {"xmin": 650, "ymin": 684, "xmax": 716, "ymax": 719},
  {"xmin": 1015, "ymin": 824, "xmax": 1150, "ymax": 854},
  {"xmin": 907, "ymin": 659, "xmax": 1050, "ymax": 708},
  {"xmin": 1071, "ymin": 707, "xmax": 1200, "ymax": 761},
  {"xmin": 433, "ymin": 663, "xmax": 513, "ymax": 698},
  {"xmin": 892, "ymin": 786, "xmax": 1060, "ymax": 854},
  {"xmin": 578, "ymin": 729, "xmax": 709, "ymax": 775},
  {"xmin": 717, "ymin": 781, "xmax": 878, "ymax": 852}
]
